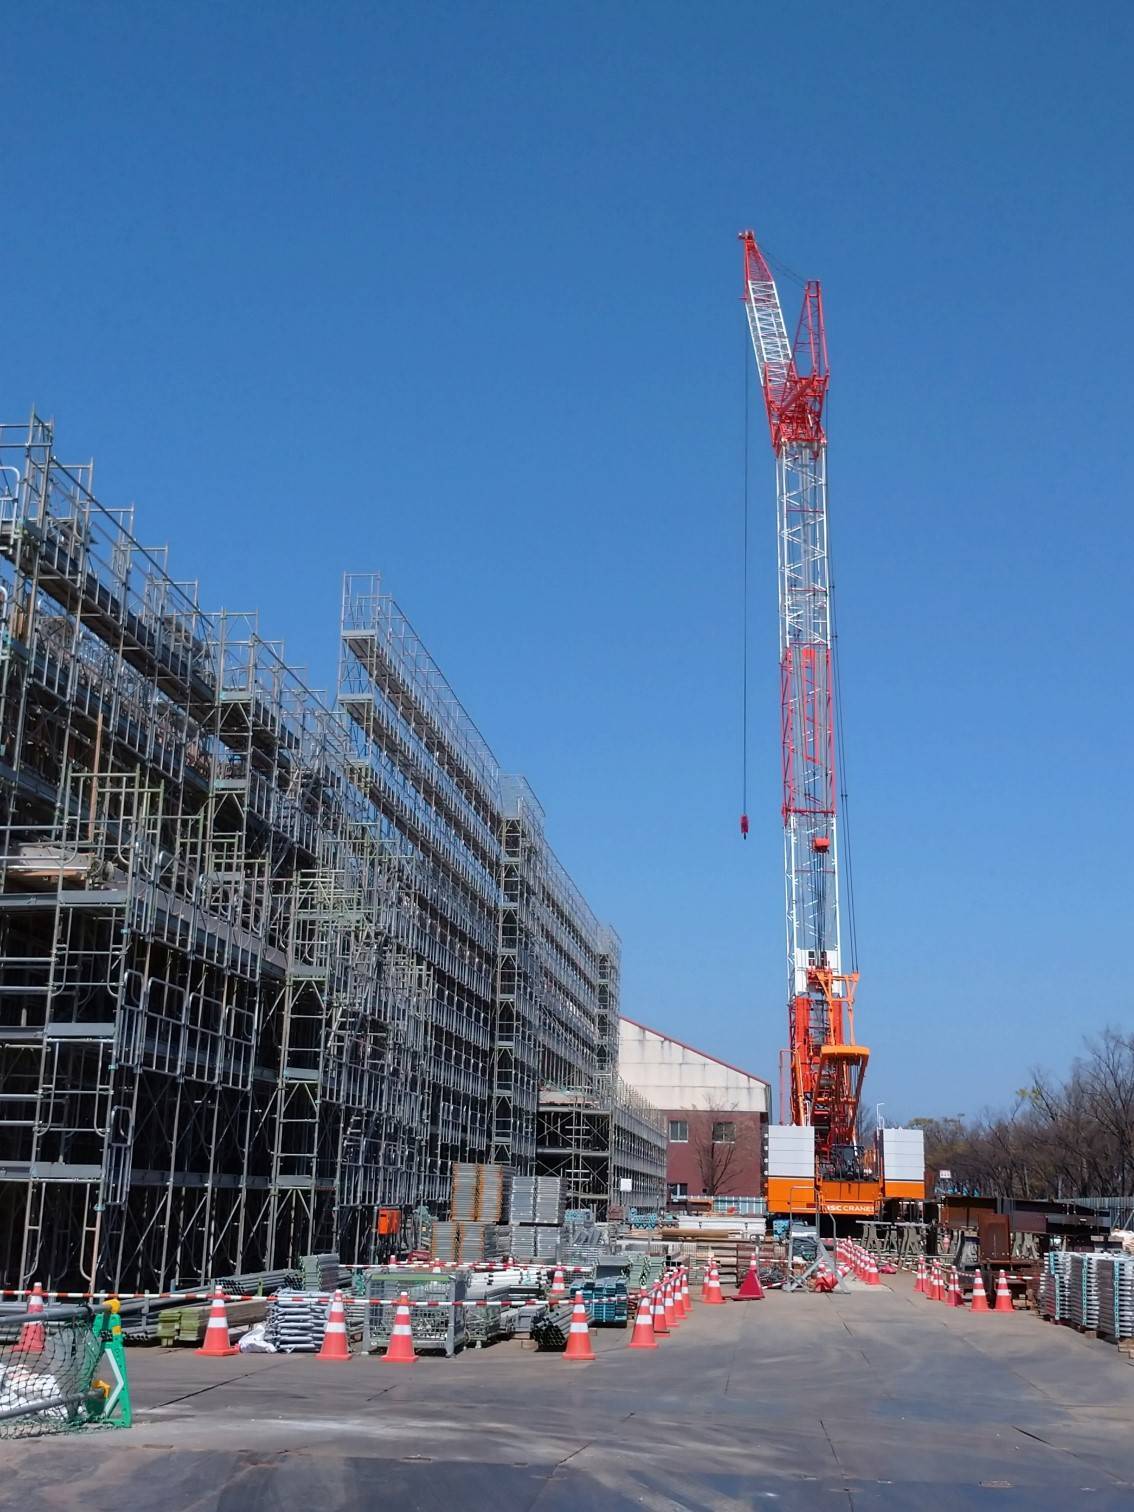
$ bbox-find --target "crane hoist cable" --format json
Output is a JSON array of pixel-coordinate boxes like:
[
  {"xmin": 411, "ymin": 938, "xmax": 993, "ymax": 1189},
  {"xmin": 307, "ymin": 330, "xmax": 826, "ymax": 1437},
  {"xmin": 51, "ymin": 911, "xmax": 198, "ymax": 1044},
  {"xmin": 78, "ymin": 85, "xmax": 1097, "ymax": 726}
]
[{"xmin": 740, "ymin": 329, "xmax": 750, "ymax": 839}]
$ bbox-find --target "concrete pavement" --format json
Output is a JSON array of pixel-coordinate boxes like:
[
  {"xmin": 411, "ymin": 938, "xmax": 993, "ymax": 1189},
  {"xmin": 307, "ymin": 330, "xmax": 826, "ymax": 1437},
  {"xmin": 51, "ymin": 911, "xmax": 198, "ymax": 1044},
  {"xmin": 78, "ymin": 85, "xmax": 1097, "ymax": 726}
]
[{"xmin": 3, "ymin": 1273, "xmax": 1134, "ymax": 1509}]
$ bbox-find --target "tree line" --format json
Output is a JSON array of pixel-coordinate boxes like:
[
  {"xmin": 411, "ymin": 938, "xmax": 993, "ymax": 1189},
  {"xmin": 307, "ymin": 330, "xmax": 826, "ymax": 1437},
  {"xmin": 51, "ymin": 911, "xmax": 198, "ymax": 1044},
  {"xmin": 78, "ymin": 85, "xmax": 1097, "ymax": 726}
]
[{"xmin": 912, "ymin": 1029, "xmax": 1134, "ymax": 1200}]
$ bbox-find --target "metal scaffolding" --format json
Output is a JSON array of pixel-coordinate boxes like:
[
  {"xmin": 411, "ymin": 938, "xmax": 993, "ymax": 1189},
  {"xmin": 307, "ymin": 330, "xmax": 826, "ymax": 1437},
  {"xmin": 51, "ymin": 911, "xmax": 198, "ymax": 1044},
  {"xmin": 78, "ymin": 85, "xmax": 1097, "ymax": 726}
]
[{"xmin": 0, "ymin": 414, "xmax": 664, "ymax": 1291}]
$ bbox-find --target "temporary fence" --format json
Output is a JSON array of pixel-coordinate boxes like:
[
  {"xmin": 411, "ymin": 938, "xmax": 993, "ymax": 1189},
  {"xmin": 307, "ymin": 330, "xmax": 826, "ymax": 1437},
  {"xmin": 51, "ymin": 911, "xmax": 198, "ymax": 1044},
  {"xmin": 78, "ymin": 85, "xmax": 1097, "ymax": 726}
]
[{"xmin": 0, "ymin": 1303, "xmax": 130, "ymax": 1437}]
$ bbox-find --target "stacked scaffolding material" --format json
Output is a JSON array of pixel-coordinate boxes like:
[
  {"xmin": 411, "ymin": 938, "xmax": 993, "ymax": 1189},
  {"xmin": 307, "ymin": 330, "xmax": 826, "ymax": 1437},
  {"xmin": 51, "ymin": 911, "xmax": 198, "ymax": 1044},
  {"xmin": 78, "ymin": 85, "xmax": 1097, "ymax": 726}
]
[
  {"xmin": 536, "ymin": 1177, "xmax": 566, "ymax": 1224},
  {"xmin": 1039, "ymin": 1250, "xmax": 1071, "ymax": 1321},
  {"xmin": 451, "ymin": 1164, "xmax": 482, "ymax": 1220},
  {"xmin": 495, "ymin": 1174, "xmax": 564, "ymax": 1259},
  {"xmin": 431, "ymin": 1223, "xmax": 460, "ymax": 1263},
  {"xmin": 479, "ymin": 1163, "xmax": 510, "ymax": 1220},
  {"xmin": 1068, "ymin": 1253, "xmax": 1100, "ymax": 1331},
  {"xmin": 265, "ymin": 1291, "xmax": 331, "ymax": 1353},
  {"xmin": 1097, "ymin": 1256, "xmax": 1134, "ymax": 1343},
  {"xmin": 300, "ymin": 1254, "xmax": 344, "ymax": 1293}
]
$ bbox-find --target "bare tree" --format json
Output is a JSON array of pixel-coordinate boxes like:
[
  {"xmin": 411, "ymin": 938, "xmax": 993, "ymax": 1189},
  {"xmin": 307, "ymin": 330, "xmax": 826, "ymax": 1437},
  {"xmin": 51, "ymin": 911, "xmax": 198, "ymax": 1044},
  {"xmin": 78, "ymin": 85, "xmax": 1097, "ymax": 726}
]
[
  {"xmin": 914, "ymin": 1029, "xmax": 1134, "ymax": 1200},
  {"xmin": 691, "ymin": 1101, "xmax": 757, "ymax": 1197}
]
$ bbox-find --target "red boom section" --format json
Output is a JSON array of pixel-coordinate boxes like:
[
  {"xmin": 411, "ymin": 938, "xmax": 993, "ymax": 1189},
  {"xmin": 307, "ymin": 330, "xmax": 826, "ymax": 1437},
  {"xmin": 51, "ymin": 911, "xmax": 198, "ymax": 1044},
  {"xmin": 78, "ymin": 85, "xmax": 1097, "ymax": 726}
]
[{"xmin": 740, "ymin": 232, "xmax": 829, "ymax": 451}]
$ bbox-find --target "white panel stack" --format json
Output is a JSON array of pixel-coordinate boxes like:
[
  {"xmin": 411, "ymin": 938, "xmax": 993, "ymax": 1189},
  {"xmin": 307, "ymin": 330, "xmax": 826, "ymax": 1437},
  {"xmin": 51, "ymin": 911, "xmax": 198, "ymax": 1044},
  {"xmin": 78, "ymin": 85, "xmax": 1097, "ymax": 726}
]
[
  {"xmin": 767, "ymin": 1124, "xmax": 815, "ymax": 1177},
  {"xmin": 880, "ymin": 1128, "xmax": 925, "ymax": 1181}
]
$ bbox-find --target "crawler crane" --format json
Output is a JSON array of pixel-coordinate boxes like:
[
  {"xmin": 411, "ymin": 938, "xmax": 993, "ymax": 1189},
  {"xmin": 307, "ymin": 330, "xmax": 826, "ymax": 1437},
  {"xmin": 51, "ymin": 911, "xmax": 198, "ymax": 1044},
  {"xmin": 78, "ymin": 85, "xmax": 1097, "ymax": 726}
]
[{"xmin": 739, "ymin": 230, "xmax": 924, "ymax": 1219}]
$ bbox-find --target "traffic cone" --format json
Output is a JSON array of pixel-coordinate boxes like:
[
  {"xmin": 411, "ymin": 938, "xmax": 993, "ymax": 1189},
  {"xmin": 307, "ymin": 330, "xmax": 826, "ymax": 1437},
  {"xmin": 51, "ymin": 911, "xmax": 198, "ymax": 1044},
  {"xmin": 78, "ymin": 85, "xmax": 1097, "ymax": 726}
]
[
  {"xmin": 914, "ymin": 1256, "xmax": 925, "ymax": 1294},
  {"xmin": 866, "ymin": 1254, "xmax": 880, "ymax": 1287},
  {"xmin": 549, "ymin": 1266, "xmax": 567, "ymax": 1303},
  {"xmin": 196, "ymin": 1285, "xmax": 238, "ymax": 1356},
  {"xmin": 946, "ymin": 1267, "xmax": 962, "ymax": 1308},
  {"xmin": 382, "ymin": 1291, "xmax": 417, "ymax": 1363},
  {"xmin": 316, "ymin": 1289, "xmax": 351, "ymax": 1361},
  {"xmin": 700, "ymin": 1255, "xmax": 714, "ymax": 1302},
  {"xmin": 736, "ymin": 1253, "xmax": 764, "ymax": 1300},
  {"xmin": 17, "ymin": 1282, "xmax": 46, "ymax": 1355},
  {"xmin": 664, "ymin": 1275, "xmax": 678, "ymax": 1326},
  {"xmin": 563, "ymin": 1292, "xmax": 595, "ymax": 1362},
  {"xmin": 679, "ymin": 1268, "xmax": 692, "ymax": 1317},
  {"xmin": 930, "ymin": 1262, "xmax": 942, "ymax": 1302},
  {"xmin": 671, "ymin": 1268, "xmax": 684, "ymax": 1318},
  {"xmin": 971, "ymin": 1269, "xmax": 990, "ymax": 1313},
  {"xmin": 702, "ymin": 1262, "xmax": 724, "ymax": 1305},
  {"xmin": 652, "ymin": 1283, "xmax": 669, "ymax": 1335},
  {"xmin": 994, "ymin": 1270, "xmax": 1013, "ymax": 1313},
  {"xmin": 628, "ymin": 1292, "xmax": 657, "ymax": 1349}
]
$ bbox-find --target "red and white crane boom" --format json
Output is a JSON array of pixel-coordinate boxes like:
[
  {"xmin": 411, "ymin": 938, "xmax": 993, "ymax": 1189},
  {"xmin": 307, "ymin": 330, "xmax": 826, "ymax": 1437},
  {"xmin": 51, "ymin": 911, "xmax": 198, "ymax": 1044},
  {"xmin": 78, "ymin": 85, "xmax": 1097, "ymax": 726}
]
[{"xmin": 740, "ymin": 229, "xmax": 868, "ymax": 1173}]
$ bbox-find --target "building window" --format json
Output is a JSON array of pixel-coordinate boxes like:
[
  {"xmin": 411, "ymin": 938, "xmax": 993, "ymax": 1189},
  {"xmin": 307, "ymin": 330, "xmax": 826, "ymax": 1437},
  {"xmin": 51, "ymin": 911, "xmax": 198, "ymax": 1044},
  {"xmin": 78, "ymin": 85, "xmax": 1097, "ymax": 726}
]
[
  {"xmin": 668, "ymin": 1119, "xmax": 688, "ymax": 1143},
  {"xmin": 712, "ymin": 1121, "xmax": 736, "ymax": 1144},
  {"xmin": 669, "ymin": 1182, "xmax": 688, "ymax": 1201}
]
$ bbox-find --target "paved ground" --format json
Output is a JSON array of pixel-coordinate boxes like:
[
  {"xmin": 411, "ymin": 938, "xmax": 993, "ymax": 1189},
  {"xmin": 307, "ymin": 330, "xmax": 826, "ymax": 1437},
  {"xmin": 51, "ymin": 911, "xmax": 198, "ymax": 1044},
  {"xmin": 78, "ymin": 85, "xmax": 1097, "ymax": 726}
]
[{"xmin": 3, "ymin": 1274, "xmax": 1134, "ymax": 1509}]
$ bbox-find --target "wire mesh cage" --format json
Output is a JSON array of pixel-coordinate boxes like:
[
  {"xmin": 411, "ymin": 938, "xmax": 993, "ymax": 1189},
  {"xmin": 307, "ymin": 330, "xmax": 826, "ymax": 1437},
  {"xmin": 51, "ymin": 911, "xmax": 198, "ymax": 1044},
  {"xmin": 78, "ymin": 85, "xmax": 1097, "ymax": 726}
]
[{"xmin": 0, "ymin": 1303, "xmax": 130, "ymax": 1437}]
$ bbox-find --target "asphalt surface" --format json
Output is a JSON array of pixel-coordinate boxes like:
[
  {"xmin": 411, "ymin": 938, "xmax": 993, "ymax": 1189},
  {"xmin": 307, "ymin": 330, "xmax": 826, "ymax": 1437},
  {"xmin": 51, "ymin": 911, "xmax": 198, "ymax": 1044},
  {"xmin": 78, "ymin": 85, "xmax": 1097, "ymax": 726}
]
[{"xmin": 3, "ymin": 1273, "xmax": 1134, "ymax": 1509}]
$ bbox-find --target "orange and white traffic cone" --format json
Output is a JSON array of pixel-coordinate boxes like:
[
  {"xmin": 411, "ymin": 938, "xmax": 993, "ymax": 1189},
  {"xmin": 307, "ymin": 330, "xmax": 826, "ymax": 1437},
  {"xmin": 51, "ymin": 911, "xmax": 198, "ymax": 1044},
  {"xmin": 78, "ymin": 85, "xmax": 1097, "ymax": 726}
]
[
  {"xmin": 737, "ymin": 1253, "xmax": 764, "ymax": 1300},
  {"xmin": 563, "ymin": 1292, "xmax": 596, "ymax": 1362},
  {"xmin": 930, "ymin": 1261, "xmax": 942, "ymax": 1302},
  {"xmin": 671, "ymin": 1269, "xmax": 683, "ymax": 1319},
  {"xmin": 679, "ymin": 1268, "xmax": 691, "ymax": 1318},
  {"xmin": 16, "ymin": 1282, "xmax": 46, "ymax": 1355},
  {"xmin": 383, "ymin": 1291, "xmax": 417, "ymax": 1363},
  {"xmin": 866, "ymin": 1254, "xmax": 880, "ymax": 1287},
  {"xmin": 700, "ymin": 1255, "xmax": 714, "ymax": 1302},
  {"xmin": 970, "ymin": 1269, "xmax": 990, "ymax": 1313},
  {"xmin": 914, "ymin": 1256, "xmax": 925, "ymax": 1294},
  {"xmin": 316, "ymin": 1289, "xmax": 351, "ymax": 1361},
  {"xmin": 664, "ymin": 1275, "xmax": 679, "ymax": 1326},
  {"xmin": 549, "ymin": 1266, "xmax": 567, "ymax": 1304},
  {"xmin": 627, "ymin": 1292, "xmax": 657, "ymax": 1349},
  {"xmin": 703, "ymin": 1262, "xmax": 724, "ymax": 1305},
  {"xmin": 196, "ymin": 1285, "xmax": 238, "ymax": 1357},
  {"xmin": 994, "ymin": 1270, "xmax": 1013, "ymax": 1313},
  {"xmin": 652, "ymin": 1283, "xmax": 669, "ymax": 1335},
  {"xmin": 946, "ymin": 1267, "xmax": 962, "ymax": 1308}
]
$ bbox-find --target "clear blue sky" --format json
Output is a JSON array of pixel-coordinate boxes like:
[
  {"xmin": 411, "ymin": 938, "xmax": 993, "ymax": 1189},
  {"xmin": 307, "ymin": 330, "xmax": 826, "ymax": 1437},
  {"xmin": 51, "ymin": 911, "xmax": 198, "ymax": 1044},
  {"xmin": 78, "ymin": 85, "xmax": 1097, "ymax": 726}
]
[{"xmin": 4, "ymin": 2, "xmax": 1131, "ymax": 1120}]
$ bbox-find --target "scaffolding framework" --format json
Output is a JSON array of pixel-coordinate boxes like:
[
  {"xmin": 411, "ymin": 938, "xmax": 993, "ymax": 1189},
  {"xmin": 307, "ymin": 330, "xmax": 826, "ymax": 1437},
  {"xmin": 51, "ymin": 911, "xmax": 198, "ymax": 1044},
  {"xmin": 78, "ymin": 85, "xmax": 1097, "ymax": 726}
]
[{"xmin": 0, "ymin": 416, "xmax": 663, "ymax": 1290}]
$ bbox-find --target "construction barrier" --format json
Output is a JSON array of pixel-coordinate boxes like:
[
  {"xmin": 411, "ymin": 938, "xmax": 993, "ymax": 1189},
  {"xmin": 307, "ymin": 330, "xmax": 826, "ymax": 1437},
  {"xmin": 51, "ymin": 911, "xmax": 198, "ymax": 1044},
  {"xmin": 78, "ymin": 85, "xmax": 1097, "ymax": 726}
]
[{"xmin": 0, "ymin": 1301, "xmax": 131, "ymax": 1437}]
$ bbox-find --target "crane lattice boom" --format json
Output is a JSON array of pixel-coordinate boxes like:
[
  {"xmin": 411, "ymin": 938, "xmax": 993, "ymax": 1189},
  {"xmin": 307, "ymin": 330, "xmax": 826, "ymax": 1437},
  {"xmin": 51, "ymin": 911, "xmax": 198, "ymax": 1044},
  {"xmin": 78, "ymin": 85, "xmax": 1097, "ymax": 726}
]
[{"xmin": 740, "ymin": 230, "xmax": 868, "ymax": 1168}]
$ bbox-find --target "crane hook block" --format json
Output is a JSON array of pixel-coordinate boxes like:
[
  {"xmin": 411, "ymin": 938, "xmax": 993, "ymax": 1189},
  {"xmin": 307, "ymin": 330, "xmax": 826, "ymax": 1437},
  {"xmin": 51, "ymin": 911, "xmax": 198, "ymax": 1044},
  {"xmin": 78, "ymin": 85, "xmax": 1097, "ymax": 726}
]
[{"xmin": 740, "ymin": 813, "xmax": 749, "ymax": 838}]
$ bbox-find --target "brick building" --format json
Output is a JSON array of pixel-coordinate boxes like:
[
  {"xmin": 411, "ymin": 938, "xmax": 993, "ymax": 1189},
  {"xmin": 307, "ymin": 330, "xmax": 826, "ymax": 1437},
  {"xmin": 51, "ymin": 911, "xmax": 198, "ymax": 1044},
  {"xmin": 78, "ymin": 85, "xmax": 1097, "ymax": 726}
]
[{"xmin": 617, "ymin": 1019, "xmax": 769, "ymax": 1203}]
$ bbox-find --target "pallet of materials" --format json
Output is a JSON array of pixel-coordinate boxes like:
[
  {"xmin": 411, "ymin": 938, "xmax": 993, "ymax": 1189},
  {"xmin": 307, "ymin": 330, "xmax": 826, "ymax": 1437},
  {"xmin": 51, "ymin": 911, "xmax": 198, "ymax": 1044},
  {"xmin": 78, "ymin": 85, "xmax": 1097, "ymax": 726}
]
[{"xmin": 157, "ymin": 1298, "xmax": 267, "ymax": 1347}]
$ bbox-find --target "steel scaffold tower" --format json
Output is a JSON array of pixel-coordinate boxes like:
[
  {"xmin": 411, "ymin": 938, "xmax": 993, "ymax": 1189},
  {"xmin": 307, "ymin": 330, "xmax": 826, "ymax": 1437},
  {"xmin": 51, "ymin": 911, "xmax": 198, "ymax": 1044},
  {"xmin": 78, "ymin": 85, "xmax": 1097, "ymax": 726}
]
[
  {"xmin": 740, "ymin": 232, "xmax": 869, "ymax": 1173},
  {"xmin": 0, "ymin": 415, "xmax": 659, "ymax": 1289}
]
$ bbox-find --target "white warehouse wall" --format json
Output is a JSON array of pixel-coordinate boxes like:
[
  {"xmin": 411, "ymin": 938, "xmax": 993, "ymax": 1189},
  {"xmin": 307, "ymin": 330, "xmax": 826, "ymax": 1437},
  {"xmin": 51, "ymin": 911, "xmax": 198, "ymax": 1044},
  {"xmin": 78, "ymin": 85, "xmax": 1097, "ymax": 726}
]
[{"xmin": 618, "ymin": 1018, "xmax": 769, "ymax": 1114}]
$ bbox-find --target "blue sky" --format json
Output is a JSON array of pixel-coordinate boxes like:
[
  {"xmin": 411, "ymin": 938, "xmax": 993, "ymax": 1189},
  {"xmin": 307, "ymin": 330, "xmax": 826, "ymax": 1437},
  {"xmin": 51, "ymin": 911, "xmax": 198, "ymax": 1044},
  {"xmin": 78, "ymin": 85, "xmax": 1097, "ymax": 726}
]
[{"xmin": 4, "ymin": 2, "xmax": 1131, "ymax": 1119}]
